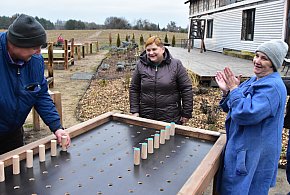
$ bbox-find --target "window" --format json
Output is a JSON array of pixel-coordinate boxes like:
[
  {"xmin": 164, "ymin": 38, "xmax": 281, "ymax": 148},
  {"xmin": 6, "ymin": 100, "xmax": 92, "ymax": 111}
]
[
  {"xmin": 206, "ymin": 19, "xmax": 213, "ymax": 38},
  {"xmin": 241, "ymin": 9, "xmax": 255, "ymax": 41}
]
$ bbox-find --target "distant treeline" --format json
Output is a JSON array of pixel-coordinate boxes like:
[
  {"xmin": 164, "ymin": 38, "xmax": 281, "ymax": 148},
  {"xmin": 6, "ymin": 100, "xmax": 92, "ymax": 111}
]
[{"xmin": 0, "ymin": 14, "xmax": 187, "ymax": 33}]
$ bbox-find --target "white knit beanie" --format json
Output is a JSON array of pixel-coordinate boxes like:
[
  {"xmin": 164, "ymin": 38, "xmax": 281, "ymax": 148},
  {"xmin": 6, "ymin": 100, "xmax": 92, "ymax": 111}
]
[{"xmin": 256, "ymin": 40, "xmax": 288, "ymax": 70}]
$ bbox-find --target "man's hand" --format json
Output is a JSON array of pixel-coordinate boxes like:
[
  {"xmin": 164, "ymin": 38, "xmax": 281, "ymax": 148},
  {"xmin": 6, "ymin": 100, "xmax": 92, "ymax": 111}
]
[{"xmin": 54, "ymin": 129, "xmax": 71, "ymax": 148}]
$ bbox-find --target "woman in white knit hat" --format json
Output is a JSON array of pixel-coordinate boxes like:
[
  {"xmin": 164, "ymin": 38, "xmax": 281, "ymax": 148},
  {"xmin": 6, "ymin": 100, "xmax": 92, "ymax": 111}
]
[{"xmin": 215, "ymin": 40, "xmax": 288, "ymax": 195}]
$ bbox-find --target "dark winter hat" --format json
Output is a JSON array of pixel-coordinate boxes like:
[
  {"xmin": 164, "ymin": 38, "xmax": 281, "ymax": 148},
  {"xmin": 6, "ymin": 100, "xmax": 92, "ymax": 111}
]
[
  {"xmin": 7, "ymin": 14, "xmax": 47, "ymax": 48},
  {"xmin": 256, "ymin": 39, "xmax": 288, "ymax": 70}
]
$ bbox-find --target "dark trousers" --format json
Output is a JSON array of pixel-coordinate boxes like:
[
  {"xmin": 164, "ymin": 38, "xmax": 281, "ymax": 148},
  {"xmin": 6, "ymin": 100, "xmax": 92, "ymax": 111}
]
[{"xmin": 0, "ymin": 127, "xmax": 24, "ymax": 155}]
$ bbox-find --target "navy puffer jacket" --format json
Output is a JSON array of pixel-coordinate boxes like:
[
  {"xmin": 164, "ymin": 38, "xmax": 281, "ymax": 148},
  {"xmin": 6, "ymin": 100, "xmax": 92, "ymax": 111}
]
[{"xmin": 130, "ymin": 47, "xmax": 193, "ymax": 124}]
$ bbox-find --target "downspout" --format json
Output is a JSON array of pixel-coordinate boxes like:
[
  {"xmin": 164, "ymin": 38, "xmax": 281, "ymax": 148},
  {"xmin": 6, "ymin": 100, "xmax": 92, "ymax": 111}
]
[{"xmin": 284, "ymin": 0, "xmax": 290, "ymax": 45}]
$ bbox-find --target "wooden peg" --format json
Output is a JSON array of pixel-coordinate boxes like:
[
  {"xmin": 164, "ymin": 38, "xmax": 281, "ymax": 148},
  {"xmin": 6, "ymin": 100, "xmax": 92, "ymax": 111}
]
[
  {"xmin": 165, "ymin": 126, "xmax": 170, "ymax": 140},
  {"xmin": 39, "ymin": 145, "xmax": 45, "ymax": 162},
  {"xmin": 154, "ymin": 134, "xmax": 160, "ymax": 149},
  {"xmin": 61, "ymin": 135, "xmax": 67, "ymax": 151},
  {"xmin": 148, "ymin": 138, "xmax": 154, "ymax": 154},
  {"xmin": 170, "ymin": 122, "xmax": 176, "ymax": 136},
  {"xmin": 160, "ymin": 130, "xmax": 165, "ymax": 144},
  {"xmin": 26, "ymin": 150, "xmax": 33, "ymax": 168},
  {"xmin": 134, "ymin": 148, "xmax": 140, "ymax": 165},
  {"xmin": 12, "ymin": 155, "xmax": 20, "ymax": 175},
  {"xmin": 141, "ymin": 143, "xmax": 147, "ymax": 159},
  {"xmin": 0, "ymin": 161, "xmax": 5, "ymax": 182},
  {"xmin": 51, "ymin": 140, "xmax": 57, "ymax": 156}
]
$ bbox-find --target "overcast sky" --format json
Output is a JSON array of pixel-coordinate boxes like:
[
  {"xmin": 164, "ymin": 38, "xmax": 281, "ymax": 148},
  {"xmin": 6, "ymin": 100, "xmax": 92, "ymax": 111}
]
[{"xmin": 1, "ymin": 0, "xmax": 190, "ymax": 28}]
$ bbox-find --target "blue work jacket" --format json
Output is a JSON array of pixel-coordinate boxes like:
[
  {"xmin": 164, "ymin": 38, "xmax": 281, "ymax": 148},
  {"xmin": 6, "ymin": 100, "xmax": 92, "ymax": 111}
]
[
  {"xmin": 218, "ymin": 72, "xmax": 286, "ymax": 195},
  {"xmin": 0, "ymin": 32, "xmax": 62, "ymax": 134}
]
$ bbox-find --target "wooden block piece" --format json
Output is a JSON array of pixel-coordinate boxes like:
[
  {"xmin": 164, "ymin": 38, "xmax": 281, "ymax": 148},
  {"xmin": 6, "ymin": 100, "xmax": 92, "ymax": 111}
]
[
  {"xmin": 170, "ymin": 122, "xmax": 176, "ymax": 136},
  {"xmin": 165, "ymin": 125, "xmax": 170, "ymax": 140},
  {"xmin": 148, "ymin": 138, "xmax": 154, "ymax": 154},
  {"xmin": 51, "ymin": 140, "xmax": 57, "ymax": 157},
  {"xmin": 61, "ymin": 135, "xmax": 67, "ymax": 151},
  {"xmin": 26, "ymin": 150, "xmax": 33, "ymax": 168},
  {"xmin": 12, "ymin": 155, "xmax": 20, "ymax": 175},
  {"xmin": 39, "ymin": 144, "xmax": 46, "ymax": 162},
  {"xmin": 133, "ymin": 148, "xmax": 140, "ymax": 165},
  {"xmin": 141, "ymin": 143, "xmax": 147, "ymax": 159},
  {"xmin": 160, "ymin": 130, "xmax": 166, "ymax": 144},
  {"xmin": 0, "ymin": 161, "xmax": 5, "ymax": 182},
  {"xmin": 154, "ymin": 134, "xmax": 160, "ymax": 149}
]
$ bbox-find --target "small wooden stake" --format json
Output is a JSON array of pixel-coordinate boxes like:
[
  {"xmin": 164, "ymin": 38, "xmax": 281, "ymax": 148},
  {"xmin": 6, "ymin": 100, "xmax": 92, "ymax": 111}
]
[
  {"xmin": 160, "ymin": 130, "xmax": 165, "ymax": 144},
  {"xmin": 51, "ymin": 140, "xmax": 57, "ymax": 157},
  {"xmin": 26, "ymin": 150, "xmax": 33, "ymax": 168},
  {"xmin": 61, "ymin": 136, "xmax": 67, "ymax": 151},
  {"xmin": 134, "ymin": 148, "xmax": 140, "ymax": 165},
  {"xmin": 165, "ymin": 126, "xmax": 170, "ymax": 140},
  {"xmin": 12, "ymin": 155, "xmax": 20, "ymax": 175},
  {"xmin": 148, "ymin": 138, "xmax": 154, "ymax": 154},
  {"xmin": 0, "ymin": 161, "xmax": 5, "ymax": 182},
  {"xmin": 170, "ymin": 122, "xmax": 175, "ymax": 136},
  {"xmin": 141, "ymin": 143, "xmax": 147, "ymax": 159},
  {"xmin": 39, "ymin": 145, "xmax": 45, "ymax": 162},
  {"xmin": 154, "ymin": 134, "xmax": 160, "ymax": 149}
]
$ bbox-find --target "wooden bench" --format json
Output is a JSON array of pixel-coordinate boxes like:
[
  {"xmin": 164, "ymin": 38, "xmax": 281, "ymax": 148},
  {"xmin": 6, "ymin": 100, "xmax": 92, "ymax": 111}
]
[
  {"xmin": 42, "ymin": 39, "xmax": 74, "ymax": 70},
  {"xmin": 73, "ymin": 41, "xmax": 99, "ymax": 60}
]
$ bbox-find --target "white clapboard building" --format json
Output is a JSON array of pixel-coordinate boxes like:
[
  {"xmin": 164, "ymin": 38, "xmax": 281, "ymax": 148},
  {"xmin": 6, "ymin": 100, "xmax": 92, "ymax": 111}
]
[{"xmin": 184, "ymin": 0, "xmax": 289, "ymax": 53}]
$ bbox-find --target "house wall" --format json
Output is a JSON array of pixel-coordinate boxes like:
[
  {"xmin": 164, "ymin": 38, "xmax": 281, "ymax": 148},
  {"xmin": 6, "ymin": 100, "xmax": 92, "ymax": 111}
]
[{"xmin": 189, "ymin": 0, "xmax": 286, "ymax": 53}]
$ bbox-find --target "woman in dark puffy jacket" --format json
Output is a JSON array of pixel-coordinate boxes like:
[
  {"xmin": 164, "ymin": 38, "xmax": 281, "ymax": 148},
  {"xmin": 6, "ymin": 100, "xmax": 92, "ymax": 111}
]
[{"xmin": 129, "ymin": 36, "xmax": 193, "ymax": 125}]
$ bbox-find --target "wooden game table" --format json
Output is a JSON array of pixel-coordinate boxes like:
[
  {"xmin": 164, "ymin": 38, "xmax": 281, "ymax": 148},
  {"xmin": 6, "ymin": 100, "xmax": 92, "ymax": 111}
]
[{"xmin": 0, "ymin": 111, "xmax": 226, "ymax": 195}]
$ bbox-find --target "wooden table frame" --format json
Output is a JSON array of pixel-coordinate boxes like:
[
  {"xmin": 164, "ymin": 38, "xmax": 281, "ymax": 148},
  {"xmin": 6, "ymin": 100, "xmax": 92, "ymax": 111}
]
[{"xmin": 0, "ymin": 111, "xmax": 226, "ymax": 195}]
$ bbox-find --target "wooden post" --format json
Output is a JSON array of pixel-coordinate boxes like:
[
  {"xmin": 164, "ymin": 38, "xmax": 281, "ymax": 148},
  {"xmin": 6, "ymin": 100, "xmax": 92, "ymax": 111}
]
[
  {"xmin": 32, "ymin": 108, "xmax": 40, "ymax": 131},
  {"xmin": 64, "ymin": 40, "xmax": 68, "ymax": 70},
  {"xmin": 77, "ymin": 45, "xmax": 81, "ymax": 60},
  {"xmin": 47, "ymin": 42, "xmax": 54, "ymax": 88},
  {"xmin": 49, "ymin": 90, "xmax": 62, "ymax": 125},
  {"xmin": 200, "ymin": 39, "xmax": 206, "ymax": 53},
  {"xmin": 187, "ymin": 39, "xmax": 192, "ymax": 53},
  {"xmin": 33, "ymin": 91, "xmax": 62, "ymax": 130},
  {"xmin": 90, "ymin": 43, "xmax": 93, "ymax": 54},
  {"xmin": 82, "ymin": 45, "xmax": 85, "ymax": 58},
  {"xmin": 85, "ymin": 43, "xmax": 89, "ymax": 55},
  {"xmin": 95, "ymin": 41, "xmax": 99, "ymax": 52},
  {"xmin": 70, "ymin": 38, "xmax": 75, "ymax": 65}
]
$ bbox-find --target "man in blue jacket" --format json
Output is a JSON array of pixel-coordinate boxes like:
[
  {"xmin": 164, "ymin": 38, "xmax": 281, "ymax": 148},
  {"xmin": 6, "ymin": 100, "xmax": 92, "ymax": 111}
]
[{"xmin": 0, "ymin": 14, "xmax": 70, "ymax": 154}]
